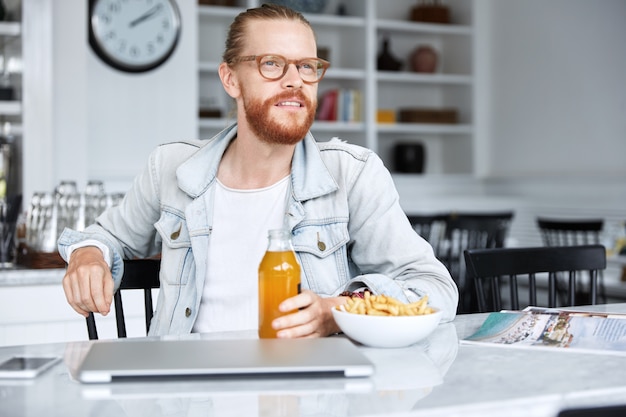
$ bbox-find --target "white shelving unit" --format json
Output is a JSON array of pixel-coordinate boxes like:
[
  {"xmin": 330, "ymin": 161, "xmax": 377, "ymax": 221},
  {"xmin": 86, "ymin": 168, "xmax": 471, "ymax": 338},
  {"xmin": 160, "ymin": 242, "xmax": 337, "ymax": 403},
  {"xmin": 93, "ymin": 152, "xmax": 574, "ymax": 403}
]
[
  {"xmin": 0, "ymin": 20, "xmax": 22, "ymax": 125},
  {"xmin": 196, "ymin": 0, "xmax": 475, "ymax": 176},
  {"xmin": 0, "ymin": 18, "xmax": 22, "ymax": 198}
]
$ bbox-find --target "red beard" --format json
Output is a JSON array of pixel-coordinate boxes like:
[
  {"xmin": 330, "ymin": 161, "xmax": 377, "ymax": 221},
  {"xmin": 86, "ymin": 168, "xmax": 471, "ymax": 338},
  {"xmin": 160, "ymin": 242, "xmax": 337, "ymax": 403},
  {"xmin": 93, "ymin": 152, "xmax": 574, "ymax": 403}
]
[{"xmin": 242, "ymin": 89, "xmax": 316, "ymax": 145}]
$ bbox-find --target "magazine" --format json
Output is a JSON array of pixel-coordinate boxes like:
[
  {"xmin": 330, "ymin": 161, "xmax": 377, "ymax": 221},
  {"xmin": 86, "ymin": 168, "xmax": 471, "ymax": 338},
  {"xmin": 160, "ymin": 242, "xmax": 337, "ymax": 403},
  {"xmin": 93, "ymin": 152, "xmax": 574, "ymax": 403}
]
[{"xmin": 461, "ymin": 307, "xmax": 626, "ymax": 356}]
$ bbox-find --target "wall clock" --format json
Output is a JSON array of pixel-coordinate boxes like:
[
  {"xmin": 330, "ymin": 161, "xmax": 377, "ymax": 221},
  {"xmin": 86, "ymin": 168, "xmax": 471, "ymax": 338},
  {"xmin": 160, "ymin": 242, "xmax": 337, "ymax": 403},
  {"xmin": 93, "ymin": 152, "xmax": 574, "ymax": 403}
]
[{"xmin": 88, "ymin": 0, "xmax": 182, "ymax": 73}]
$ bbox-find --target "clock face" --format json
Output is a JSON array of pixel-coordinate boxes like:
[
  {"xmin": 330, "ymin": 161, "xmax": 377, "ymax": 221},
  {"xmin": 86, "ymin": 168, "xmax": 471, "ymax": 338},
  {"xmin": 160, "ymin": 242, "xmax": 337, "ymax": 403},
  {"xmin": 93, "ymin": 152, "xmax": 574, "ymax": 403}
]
[{"xmin": 89, "ymin": 0, "xmax": 181, "ymax": 73}]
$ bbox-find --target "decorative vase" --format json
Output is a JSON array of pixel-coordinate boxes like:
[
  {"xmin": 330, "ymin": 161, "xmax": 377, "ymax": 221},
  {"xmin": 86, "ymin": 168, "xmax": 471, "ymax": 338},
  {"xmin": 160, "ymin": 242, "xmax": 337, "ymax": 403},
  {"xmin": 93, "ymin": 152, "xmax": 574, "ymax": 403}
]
[
  {"xmin": 377, "ymin": 36, "xmax": 402, "ymax": 72},
  {"xmin": 411, "ymin": 45, "xmax": 438, "ymax": 73}
]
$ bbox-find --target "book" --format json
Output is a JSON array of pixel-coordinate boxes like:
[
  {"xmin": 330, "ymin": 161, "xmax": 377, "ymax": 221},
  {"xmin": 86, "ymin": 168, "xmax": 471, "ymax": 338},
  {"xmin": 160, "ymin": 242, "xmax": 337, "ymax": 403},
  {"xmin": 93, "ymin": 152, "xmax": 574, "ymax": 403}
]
[
  {"xmin": 461, "ymin": 307, "xmax": 626, "ymax": 356},
  {"xmin": 316, "ymin": 89, "xmax": 362, "ymax": 122},
  {"xmin": 316, "ymin": 89, "xmax": 338, "ymax": 121}
]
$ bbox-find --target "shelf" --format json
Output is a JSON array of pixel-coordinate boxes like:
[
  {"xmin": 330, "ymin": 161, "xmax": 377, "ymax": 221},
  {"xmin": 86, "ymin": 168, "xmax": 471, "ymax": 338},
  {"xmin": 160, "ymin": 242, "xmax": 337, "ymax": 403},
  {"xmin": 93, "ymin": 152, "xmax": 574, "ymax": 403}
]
[
  {"xmin": 306, "ymin": 14, "xmax": 365, "ymax": 28},
  {"xmin": 377, "ymin": 71, "xmax": 472, "ymax": 85},
  {"xmin": 378, "ymin": 123, "xmax": 473, "ymax": 135},
  {"xmin": 0, "ymin": 101, "xmax": 21, "ymax": 116},
  {"xmin": 376, "ymin": 19, "xmax": 472, "ymax": 36},
  {"xmin": 0, "ymin": 22, "xmax": 21, "ymax": 37},
  {"xmin": 323, "ymin": 68, "xmax": 365, "ymax": 80},
  {"xmin": 312, "ymin": 121, "xmax": 365, "ymax": 132}
]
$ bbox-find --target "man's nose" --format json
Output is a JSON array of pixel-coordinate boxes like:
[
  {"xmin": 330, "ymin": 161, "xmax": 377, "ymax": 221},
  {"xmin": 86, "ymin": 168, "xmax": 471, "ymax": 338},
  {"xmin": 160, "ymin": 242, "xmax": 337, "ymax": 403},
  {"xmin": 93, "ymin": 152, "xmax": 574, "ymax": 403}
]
[{"xmin": 281, "ymin": 63, "xmax": 303, "ymax": 88}]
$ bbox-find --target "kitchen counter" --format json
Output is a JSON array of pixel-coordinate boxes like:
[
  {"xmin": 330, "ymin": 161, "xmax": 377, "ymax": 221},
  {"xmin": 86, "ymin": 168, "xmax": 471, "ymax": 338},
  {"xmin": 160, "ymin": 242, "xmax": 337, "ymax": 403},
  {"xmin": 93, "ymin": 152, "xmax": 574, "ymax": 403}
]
[{"xmin": 0, "ymin": 266, "xmax": 65, "ymax": 286}]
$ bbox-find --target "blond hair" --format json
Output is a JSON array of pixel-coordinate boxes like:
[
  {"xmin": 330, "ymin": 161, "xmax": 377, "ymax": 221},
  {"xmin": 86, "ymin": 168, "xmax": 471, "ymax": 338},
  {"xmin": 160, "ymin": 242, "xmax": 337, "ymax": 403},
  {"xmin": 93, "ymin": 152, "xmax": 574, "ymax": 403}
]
[{"xmin": 222, "ymin": 3, "xmax": 315, "ymax": 64}]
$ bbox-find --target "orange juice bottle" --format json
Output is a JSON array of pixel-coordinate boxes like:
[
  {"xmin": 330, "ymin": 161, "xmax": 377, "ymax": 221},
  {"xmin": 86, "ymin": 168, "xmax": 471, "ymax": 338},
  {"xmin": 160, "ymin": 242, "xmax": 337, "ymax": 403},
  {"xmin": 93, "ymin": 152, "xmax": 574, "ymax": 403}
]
[{"xmin": 258, "ymin": 229, "xmax": 301, "ymax": 338}]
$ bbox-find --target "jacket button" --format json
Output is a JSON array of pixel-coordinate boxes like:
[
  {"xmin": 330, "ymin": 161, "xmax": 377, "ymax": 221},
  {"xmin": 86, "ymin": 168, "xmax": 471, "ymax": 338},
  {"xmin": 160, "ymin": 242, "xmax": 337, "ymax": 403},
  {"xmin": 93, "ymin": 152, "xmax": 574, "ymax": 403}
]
[
  {"xmin": 185, "ymin": 307, "xmax": 191, "ymax": 317},
  {"xmin": 171, "ymin": 224, "xmax": 182, "ymax": 240}
]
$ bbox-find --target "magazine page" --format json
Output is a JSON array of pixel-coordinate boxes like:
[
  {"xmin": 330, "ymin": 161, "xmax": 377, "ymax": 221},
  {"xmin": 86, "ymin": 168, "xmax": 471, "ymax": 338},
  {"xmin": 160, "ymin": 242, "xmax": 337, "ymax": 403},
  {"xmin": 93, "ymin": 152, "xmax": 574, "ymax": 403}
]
[
  {"xmin": 461, "ymin": 309, "xmax": 626, "ymax": 356},
  {"xmin": 521, "ymin": 306, "xmax": 626, "ymax": 319}
]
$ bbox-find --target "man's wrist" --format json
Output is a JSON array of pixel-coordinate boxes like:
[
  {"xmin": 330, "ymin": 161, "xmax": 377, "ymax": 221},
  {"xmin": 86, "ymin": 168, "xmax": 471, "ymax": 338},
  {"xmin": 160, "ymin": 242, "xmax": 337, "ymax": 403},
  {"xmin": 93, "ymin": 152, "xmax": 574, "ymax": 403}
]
[{"xmin": 66, "ymin": 240, "xmax": 112, "ymax": 267}]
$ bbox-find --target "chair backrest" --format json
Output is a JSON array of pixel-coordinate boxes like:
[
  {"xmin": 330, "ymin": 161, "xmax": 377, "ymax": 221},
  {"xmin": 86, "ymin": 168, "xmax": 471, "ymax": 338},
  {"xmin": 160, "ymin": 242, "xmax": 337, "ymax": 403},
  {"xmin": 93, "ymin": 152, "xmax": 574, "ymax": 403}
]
[
  {"xmin": 438, "ymin": 211, "xmax": 514, "ymax": 313},
  {"xmin": 464, "ymin": 245, "xmax": 606, "ymax": 313},
  {"xmin": 537, "ymin": 217, "xmax": 606, "ymax": 303},
  {"xmin": 537, "ymin": 217, "xmax": 604, "ymax": 246},
  {"xmin": 86, "ymin": 258, "xmax": 161, "ymax": 340},
  {"xmin": 407, "ymin": 213, "xmax": 448, "ymax": 249}
]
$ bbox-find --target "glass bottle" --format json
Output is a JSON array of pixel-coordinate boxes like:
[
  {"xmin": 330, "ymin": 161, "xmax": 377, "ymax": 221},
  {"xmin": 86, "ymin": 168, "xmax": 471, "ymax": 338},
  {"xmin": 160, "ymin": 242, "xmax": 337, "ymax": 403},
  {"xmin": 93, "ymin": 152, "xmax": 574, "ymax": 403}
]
[
  {"xmin": 377, "ymin": 35, "xmax": 402, "ymax": 71},
  {"xmin": 83, "ymin": 179, "xmax": 107, "ymax": 230},
  {"xmin": 258, "ymin": 229, "xmax": 301, "ymax": 339}
]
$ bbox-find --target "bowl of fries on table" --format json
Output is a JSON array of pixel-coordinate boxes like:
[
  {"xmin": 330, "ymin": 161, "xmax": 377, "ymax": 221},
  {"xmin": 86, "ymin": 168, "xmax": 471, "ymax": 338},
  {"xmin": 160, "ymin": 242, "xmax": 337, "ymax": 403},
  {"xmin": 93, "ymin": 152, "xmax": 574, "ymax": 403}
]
[{"xmin": 332, "ymin": 292, "xmax": 442, "ymax": 348}]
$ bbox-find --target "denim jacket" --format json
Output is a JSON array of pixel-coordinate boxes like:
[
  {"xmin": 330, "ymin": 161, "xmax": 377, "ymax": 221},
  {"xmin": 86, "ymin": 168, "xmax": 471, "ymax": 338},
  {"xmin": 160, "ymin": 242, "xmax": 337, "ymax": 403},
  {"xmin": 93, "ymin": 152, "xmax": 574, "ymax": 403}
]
[{"xmin": 58, "ymin": 124, "xmax": 458, "ymax": 335}]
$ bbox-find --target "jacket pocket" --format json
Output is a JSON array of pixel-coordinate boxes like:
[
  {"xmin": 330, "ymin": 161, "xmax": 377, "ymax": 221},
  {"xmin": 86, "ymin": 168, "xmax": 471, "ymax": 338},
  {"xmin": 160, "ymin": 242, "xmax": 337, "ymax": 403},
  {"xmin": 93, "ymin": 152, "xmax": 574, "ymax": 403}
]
[
  {"xmin": 292, "ymin": 222, "xmax": 350, "ymax": 295},
  {"xmin": 155, "ymin": 211, "xmax": 192, "ymax": 285}
]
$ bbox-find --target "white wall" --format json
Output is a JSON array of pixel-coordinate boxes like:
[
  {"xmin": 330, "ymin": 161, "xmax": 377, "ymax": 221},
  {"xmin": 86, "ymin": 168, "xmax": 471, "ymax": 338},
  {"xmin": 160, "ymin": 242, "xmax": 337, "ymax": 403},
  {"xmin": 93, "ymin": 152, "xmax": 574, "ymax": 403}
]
[
  {"xmin": 485, "ymin": 0, "xmax": 626, "ymax": 178},
  {"xmin": 22, "ymin": 0, "xmax": 197, "ymax": 199}
]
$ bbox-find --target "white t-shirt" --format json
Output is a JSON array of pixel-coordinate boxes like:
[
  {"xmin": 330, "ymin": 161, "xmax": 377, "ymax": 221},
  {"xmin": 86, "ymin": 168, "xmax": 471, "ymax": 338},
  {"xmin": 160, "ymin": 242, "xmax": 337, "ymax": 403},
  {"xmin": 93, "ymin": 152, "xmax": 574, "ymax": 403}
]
[{"xmin": 192, "ymin": 176, "xmax": 290, "ymax": 333}]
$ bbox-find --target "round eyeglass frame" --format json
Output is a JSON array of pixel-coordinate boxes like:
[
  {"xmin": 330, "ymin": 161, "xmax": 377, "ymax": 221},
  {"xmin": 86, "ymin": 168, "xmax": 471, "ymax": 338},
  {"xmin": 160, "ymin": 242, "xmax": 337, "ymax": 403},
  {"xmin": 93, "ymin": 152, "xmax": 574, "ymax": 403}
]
[{"xmin": 230, "ymin": 54, "xmax": 330, "ymax": 84}]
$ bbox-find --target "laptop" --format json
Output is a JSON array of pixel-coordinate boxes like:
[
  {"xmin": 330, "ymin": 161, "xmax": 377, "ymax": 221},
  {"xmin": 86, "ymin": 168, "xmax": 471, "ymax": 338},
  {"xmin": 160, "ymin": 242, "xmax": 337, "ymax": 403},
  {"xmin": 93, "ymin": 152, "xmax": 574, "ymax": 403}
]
[{"xmin": 77, "ymin": 337, "xmax": 374, "ymax": 383}]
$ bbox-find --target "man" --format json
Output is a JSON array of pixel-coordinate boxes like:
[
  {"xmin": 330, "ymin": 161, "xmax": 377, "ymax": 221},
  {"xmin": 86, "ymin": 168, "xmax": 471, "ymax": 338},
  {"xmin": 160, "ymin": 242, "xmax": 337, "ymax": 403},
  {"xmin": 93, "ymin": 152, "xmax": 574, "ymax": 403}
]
[{"xmin": 58, "ymin": 4, "xmax": 458, "ymax": 338}]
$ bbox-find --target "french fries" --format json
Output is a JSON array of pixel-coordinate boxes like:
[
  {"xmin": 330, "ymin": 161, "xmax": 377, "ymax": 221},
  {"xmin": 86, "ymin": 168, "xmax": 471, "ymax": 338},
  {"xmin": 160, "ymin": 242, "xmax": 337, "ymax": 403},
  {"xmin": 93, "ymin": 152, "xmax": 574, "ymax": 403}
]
[{"xmin": 337, "ymin": 292, "xmax": 435, "ymax": 316}]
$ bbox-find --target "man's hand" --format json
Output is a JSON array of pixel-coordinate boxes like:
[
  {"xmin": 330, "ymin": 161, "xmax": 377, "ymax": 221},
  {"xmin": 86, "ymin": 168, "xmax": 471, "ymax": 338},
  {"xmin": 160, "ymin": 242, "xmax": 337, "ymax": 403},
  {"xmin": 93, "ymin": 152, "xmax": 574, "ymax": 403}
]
[
  {"xmin": 62, "ymin": 246, "xmax": 114, "ymax": 317},
  {"xmin": 271, "ymin": 290, "xmax": 347, "ymax": 338}
]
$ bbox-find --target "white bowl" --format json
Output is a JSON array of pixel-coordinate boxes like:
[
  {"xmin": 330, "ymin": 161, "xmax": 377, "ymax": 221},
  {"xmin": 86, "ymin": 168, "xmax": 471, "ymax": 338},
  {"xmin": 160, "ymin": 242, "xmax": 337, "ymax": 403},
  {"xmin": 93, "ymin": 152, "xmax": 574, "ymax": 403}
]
[{"xmin": 331, "ymin": 305, "xmax": 443, "ymax": 348}]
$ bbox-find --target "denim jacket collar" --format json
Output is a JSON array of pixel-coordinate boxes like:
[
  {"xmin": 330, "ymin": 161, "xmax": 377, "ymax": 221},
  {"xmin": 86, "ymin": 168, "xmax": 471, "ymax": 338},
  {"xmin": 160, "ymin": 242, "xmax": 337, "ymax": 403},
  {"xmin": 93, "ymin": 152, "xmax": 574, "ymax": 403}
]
[{"xmin": 176, "ymin": 123, "xmax": 338, "ymax": 201}]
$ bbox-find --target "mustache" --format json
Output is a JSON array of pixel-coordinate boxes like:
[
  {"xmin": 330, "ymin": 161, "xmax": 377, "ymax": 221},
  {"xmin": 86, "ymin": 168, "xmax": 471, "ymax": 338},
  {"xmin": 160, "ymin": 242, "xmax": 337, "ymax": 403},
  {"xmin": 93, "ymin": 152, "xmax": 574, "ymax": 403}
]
[{"xmin": 271, "ymin": 90, "xmax": 312, "ymax": 106}]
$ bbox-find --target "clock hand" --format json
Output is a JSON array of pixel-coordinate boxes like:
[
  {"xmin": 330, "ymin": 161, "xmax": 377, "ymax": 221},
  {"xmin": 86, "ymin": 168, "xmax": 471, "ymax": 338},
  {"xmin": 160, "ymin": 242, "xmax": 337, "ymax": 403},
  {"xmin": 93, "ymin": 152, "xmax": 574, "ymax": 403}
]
[{"xmin": 129, "ymin": 4, "xmax": 163, "ymax": 28}]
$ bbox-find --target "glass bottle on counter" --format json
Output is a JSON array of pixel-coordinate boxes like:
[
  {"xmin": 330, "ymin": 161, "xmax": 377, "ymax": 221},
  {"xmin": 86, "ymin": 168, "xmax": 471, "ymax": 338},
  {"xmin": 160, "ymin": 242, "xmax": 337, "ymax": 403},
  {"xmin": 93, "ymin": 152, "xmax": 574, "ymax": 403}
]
[
  {"xmin": 258, "ymin": 229, "xmax": 301, "ymax": 339},
  {"xmin": 83, "ymin": 180, "xmax": 107, "ymax": 229}
]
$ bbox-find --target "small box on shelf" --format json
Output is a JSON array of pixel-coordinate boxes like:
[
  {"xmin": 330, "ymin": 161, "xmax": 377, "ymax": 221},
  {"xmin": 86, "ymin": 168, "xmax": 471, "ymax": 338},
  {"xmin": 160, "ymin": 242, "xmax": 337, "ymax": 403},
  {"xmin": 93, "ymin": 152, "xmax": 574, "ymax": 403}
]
[
  {"xmin": 377, "ymin": 109, "xmax": 396, "ymax": 124},
  {"xmin": 398, "ymin": 108, "xmax": 458, "ymax": 124}
]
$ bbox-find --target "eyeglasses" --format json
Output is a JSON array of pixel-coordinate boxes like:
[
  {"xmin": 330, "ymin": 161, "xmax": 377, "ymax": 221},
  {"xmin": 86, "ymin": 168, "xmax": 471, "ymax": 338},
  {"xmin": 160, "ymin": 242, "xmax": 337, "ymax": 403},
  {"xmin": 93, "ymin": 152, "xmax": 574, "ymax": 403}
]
[{"xmin": 230, "ymin": 54, "xmax": 330, "ymax": 84}]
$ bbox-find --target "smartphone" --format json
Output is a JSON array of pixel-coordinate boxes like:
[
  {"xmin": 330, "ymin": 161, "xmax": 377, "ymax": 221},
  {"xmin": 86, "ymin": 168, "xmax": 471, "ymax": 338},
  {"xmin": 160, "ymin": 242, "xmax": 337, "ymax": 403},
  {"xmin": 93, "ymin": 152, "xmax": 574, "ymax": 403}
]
[{"xmin": 0, "ymin": 356, "xmax": 61, "ymax": 379}]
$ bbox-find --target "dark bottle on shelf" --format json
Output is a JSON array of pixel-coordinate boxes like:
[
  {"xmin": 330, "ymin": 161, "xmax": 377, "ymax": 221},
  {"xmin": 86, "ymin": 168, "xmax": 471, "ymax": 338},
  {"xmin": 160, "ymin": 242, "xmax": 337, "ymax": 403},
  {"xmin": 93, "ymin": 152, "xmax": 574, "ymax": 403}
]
[{"xmin": 377, "ymin": 36, "xmax": 402, "ymax": 71}]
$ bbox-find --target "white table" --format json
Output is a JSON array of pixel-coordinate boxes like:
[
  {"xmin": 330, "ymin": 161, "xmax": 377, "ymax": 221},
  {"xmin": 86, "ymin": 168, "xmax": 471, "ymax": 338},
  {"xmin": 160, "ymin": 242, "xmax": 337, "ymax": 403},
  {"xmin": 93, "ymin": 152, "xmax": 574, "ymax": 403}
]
[{"xmin": 2, "ymin": 304, "xmax": 626, "ymax": 417}]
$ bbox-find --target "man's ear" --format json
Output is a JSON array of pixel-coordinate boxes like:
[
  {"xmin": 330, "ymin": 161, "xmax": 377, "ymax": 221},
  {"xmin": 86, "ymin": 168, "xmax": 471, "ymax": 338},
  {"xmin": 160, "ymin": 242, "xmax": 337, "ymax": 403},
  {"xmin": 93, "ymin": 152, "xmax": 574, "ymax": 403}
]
[{"xmin": 219, "ymin": 62, "xmax": 240, "ymax": 99}]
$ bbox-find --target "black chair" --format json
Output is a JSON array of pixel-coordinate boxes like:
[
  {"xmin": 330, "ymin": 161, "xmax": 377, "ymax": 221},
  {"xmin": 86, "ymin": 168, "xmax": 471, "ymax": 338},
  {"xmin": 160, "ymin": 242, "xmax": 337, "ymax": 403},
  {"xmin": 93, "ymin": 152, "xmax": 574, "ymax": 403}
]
[
  {"xmin": 558, "ymin": 404, "xmax": 626, "ymax": 417},
  {"xmin": 86, "ymin": 258, "xmax": 161, "ymax": 340},
  {"xmin": 537, "ymin": 217, "xmax": 603, "ymax": 246},
  {"xmin": 438, "ymin": 211, "xmax": 514, "ymax": 313},
  {"xmin": 537, "ymin": 217, "xmax": 606, "ymax": 303},
  {"xmin": 464, "ymin": 245, "xmax": 606, "ymax": 313},
  {"xmin": 407, "ymin": 213, "xmax": 448, "ymax": 250}
]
